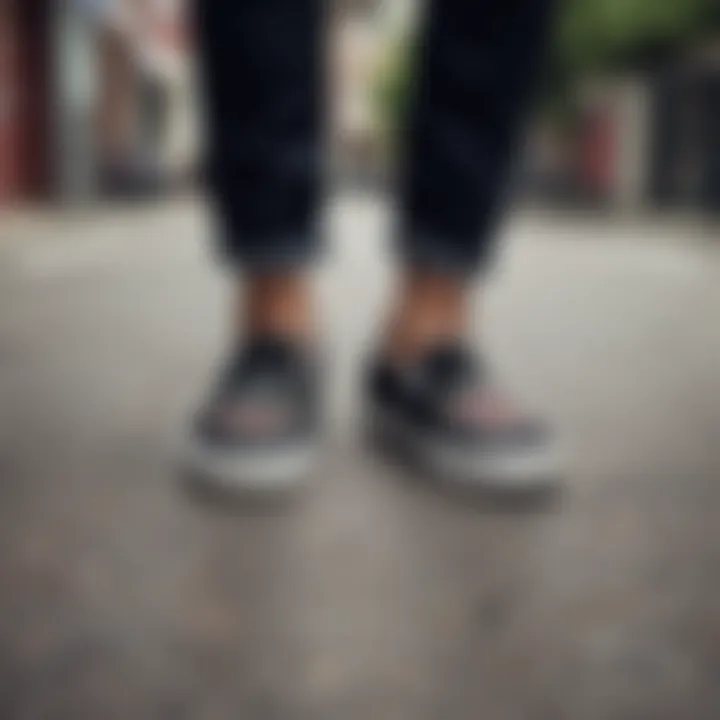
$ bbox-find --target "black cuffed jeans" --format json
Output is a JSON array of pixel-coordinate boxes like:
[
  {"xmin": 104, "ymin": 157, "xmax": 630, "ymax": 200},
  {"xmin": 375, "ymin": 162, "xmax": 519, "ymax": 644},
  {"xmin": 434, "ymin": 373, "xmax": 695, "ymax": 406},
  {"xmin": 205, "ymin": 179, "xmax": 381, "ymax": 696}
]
[{"xmin": 196, "ymin": 0, "xmax": 554, "ymax": 274}]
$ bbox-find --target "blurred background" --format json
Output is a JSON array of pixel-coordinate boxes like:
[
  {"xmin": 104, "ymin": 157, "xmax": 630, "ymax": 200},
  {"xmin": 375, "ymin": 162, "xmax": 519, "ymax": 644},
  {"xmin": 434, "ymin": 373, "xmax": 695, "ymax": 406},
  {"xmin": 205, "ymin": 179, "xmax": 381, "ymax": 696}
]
[
  {"xmin": 1, "ymin": 2, "xmax": 720, "ymax": 719},
  {"xmin": 2, "ymin": 0, "xmax": 720, "ymax": 211}
]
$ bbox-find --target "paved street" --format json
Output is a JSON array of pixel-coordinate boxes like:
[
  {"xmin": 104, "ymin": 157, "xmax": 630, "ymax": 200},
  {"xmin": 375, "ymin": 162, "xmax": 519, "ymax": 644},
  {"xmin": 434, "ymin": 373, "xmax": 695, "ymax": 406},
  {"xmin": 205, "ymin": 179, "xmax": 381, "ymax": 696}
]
[{"xmin": 0, "ymin": 195, "xmax": 719, "ymax": 719}]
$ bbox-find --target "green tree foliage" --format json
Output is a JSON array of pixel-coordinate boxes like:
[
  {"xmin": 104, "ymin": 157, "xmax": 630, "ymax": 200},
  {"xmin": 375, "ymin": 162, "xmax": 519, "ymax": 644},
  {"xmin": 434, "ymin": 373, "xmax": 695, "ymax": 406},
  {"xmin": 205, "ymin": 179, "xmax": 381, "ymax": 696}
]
[
  {"xmin": 546, "ymin": 0, "xmax": 720, "ymax": 114},
  {"xmin": 372, "ymin": 33, "xmax": 415, "ymax": 152},
  {"xmin": 556, "ymin": 0, "xmax": 719, "ymax": 75}
]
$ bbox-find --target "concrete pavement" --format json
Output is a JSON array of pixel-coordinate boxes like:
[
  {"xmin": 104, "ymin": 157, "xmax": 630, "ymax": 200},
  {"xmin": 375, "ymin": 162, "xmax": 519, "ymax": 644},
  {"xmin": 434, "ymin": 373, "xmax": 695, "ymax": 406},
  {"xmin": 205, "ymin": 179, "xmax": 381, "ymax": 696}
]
[{"xmin": 0, "ymin": 196, "xmax": 719, "ymax": 719}]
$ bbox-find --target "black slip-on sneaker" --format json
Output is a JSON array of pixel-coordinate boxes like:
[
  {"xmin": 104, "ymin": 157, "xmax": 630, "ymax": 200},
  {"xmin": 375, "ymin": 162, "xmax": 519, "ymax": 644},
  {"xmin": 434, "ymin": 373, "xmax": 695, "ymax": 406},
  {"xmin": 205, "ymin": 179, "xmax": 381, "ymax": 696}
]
[
  {"xmin": 188, "ymin": 336, "xmax": 319, "ymax": 491},
  {"xmin": 366, "ymin": 343, "xmax": 562, "ymax": 493}
]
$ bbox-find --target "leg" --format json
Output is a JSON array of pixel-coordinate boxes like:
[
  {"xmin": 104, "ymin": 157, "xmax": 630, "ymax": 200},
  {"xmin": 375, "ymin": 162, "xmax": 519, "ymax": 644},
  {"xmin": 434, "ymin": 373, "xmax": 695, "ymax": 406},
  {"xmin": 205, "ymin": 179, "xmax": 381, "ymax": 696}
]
[
  {"xmin": 368, "ymin": 0, "xmax": 562, "ymax": 492},
  {"xmin": 196, "ymin": 0, "xmax": 324, "ymax": 272},
  {"xmin": 387, "ymin": 0, "xmax": 555, "ymax": 358},
  {"xmin": 190, "ymin": 0, "xmax": 325, "ymax": 490},
  {"xmin": 400, "ymin": 0, "xmax": 555, "ymax": 274}
]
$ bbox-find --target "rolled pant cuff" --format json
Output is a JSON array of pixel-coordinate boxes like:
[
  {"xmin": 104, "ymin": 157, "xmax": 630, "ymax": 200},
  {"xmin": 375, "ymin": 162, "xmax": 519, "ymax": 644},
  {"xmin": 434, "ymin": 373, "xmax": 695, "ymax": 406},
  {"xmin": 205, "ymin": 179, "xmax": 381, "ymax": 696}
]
[
  {"xmin": 396, "ymin": 232, "xmax": 494, "ymax": 278},
  {"xmin": 219, "ymin": 234, "xmax": 321, "ymax": 274}
]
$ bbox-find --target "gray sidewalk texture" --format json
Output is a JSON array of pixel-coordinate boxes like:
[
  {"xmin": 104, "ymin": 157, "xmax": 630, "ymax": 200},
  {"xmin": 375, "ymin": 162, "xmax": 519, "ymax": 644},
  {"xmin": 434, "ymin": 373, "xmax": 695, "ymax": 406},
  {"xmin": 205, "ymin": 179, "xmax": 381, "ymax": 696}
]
[{"xmin": 0, "ymin": 195, "xmax": 719, "ymax": 719}]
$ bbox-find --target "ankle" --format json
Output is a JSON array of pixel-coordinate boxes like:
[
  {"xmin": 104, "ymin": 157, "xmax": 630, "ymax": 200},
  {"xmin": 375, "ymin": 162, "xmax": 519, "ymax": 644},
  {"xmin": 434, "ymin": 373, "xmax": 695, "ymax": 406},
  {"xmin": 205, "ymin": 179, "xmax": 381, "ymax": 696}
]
[
  {"xmin": 238, "ymin": 272, "xmax": 315, "ymax": 343},
  {"xmin": 383, "ymin": 271, "xmax": 473, "ymax": 363}
]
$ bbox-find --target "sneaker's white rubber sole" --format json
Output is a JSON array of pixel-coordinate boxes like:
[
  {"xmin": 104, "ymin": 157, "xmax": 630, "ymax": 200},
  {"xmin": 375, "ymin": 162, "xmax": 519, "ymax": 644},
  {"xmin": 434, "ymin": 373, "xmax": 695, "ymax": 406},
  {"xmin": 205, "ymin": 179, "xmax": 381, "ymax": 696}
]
[
  {"xmin": 185, "ymin": 438, "xmax": 315, "ymax": 492},
  {"xmin": 367, "ymin": 404, "xmax": 563, "ymax": 493}
]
